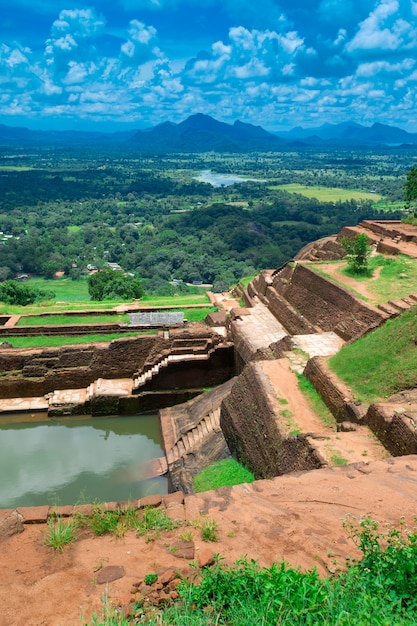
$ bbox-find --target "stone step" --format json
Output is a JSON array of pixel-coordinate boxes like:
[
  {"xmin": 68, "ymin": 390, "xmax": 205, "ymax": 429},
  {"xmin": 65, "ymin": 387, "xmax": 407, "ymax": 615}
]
[
  {"xmin": 401, "ymin": 296, "xmax": 416, "ymax": 307},
  {"xmin": 0, "ymin": 396, "xmax": 49, "ymax": 413},
  {"xmin": 377, "ymin": 303, "xmax": 400, "ymax": 316},
  {"xmin": 388, "ymin": 299, "xmax": 410, "ymax": 312}
]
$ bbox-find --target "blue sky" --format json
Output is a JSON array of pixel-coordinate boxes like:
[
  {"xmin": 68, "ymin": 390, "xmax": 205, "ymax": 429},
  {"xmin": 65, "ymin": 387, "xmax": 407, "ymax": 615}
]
[{"xmin": 1, "ymin": 0, "xmax": 417, "ymax": 132}]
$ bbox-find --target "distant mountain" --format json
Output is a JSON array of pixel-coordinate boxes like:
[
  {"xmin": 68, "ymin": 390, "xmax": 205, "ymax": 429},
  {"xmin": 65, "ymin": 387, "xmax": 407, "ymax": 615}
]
[
  {"xmin": 130, "ymin": 113, "xmax": 285, "ymax": 152},
  {"xmin": 1, "ymin": 115, "xmax": 417, "ymax": 150},
  {"xmin": 0, "ymin": 124, "xmax": 137, "ymax": 146},
  {"xmin": 280, "ymin": 121, "xmax": 417, "ymax": 145}
]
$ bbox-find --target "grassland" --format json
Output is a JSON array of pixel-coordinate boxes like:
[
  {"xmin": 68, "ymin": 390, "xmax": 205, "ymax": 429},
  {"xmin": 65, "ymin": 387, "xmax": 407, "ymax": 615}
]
[
  {"xmin": 270, "ymin": 183, "xmax": 382, "ymax": 203},
  {"xmin": 329, "ymin": 306, "xmax": 417, "ymax": 403},
  {"xmin": 16, "ymin": 313, "xmax": 129, "ymax": 326},
  {"xmin": 4, "ymin": 332, "xmax": 157, "ymax": 348}
]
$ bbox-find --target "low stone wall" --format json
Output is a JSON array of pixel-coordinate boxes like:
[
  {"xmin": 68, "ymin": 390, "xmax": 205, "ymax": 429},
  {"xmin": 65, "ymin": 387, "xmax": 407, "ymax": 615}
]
[
  {"xmin": 304, "ymin": 357, "xmax": 366, "ymax": 423},
  {"xmin": 366, "ymin": 404, "xmax": 417, "ymax": 456},
  {"xmin": 220, "ymin": 362, "xmax": 323, "ymax": 478}
]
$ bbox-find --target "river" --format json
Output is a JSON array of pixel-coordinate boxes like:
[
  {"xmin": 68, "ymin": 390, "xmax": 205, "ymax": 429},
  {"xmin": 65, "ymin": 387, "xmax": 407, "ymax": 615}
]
[{"xmin": 195, "ymin": 169, "xmax": 266, "ymax": 187}]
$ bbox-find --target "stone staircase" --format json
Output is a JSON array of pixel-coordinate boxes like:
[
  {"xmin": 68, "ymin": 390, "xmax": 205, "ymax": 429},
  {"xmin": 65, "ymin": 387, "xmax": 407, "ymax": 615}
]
[
  {"xmin": 377, "ymin": 293, "xmax": 417, "ymax": 316},
  {"xmin": 165, "ymin": 407, "xmax": 222, "ymax": 465},
  {"xmin": 132, "ymin": 337, "xmax": 222, "ymax": 392}
]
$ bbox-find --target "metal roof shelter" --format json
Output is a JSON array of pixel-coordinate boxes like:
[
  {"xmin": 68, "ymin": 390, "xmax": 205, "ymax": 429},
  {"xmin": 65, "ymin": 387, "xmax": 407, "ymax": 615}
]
[{"xmin": 128, "ymin": 311, "xmax": 184, "ymax": 327}]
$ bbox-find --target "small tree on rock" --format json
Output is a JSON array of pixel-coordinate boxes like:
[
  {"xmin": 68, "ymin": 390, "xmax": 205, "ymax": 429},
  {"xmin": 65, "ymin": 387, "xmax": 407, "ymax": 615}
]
[{"xmin": 341, "ymin": 233, "xmax": 370, "ymax": 274}]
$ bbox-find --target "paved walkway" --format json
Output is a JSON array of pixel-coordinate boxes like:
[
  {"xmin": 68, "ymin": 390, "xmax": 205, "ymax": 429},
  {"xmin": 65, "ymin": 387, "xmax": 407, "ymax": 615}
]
[
  {"xmin": 292, "ymin": 332, "xmax": 344, "ymax": 358},
  {"xmin": 234, "ymin": 301, "xmax": 288, "ymax": 351}
]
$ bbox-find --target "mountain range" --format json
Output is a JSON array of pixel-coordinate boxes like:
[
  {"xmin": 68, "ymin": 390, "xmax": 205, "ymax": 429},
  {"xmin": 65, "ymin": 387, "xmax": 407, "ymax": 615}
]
[{"xmin": 1, "ymin": 114, "xmax": 417, "ymax": 151}]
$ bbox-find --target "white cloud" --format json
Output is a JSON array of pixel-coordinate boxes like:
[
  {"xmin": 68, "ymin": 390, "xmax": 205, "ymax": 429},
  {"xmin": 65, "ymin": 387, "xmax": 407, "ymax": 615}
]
[
  {"xmin": 345, "ymin": 0, "xmax": 415, "ymax": 52},
  {"xmin": 356, "ymin": 58, "xmax": 415, "ymax": 77}
]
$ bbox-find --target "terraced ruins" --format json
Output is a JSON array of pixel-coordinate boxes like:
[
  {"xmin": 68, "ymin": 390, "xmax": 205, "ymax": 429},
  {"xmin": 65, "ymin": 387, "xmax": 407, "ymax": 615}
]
[{"xmin": 2, "ymin": 219, "xmax": 417, "ymax": 625}]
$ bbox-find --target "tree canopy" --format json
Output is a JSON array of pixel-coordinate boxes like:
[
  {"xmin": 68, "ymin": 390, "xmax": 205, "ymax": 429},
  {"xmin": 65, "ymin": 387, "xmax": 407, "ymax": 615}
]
[{"xmin": 87, "ymin": 269, "xmax": 144, "ymax": 301}]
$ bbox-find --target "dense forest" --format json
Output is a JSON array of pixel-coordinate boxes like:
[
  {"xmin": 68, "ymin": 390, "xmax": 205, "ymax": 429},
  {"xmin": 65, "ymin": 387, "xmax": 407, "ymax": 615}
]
[{"xmin": 0, "ymin": 145, "xmax": 409, "ymax": 294}]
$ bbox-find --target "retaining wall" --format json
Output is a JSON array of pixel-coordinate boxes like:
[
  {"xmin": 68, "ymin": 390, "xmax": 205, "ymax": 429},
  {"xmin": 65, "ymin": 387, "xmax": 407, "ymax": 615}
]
[
  {"xmin": 366, "ymin": 404, "xmax": 417, "ymax": 456},
  {"xmin": 220, "ymin": 362, "xmax": 323, "ymax": 478}
]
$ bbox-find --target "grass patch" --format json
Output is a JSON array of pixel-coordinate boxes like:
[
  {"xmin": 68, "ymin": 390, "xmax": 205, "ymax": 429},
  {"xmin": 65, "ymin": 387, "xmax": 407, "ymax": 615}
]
[
  {"xmin": 16, "ymin": 313, "xmax": 129, "ymax": 326},
  {"xmin": 136, "ymin": 506, "xmax": 180, "ymax": 537},
  {"xmin": 81, "ymin": 504, "xmax": 138, "ymax": 537},
  {"xmin": 272, "ymin": 183, "xmax": 382, "ymax": 203},
  {"xmin": 366, "ymin": 255, "xmax": 417, "ymax": 302},
  {"xmin": 329, "ymin": 306, "xmax": 417, "ymax": 402},
  {"xmin": 43, "ymin": 516, "xmax": 78, "ymax": 551},
  {"xmin": 309, "ymin": 254, "xmax": 417, "ymax": 305},
  {"xmin": 182, "ymin": 307, "xmax": 216, "ymax": 322},
  {"xmin": 141, "ymin": 293, "xmax": 210, "ymax": 306},
  {"xmin": 5, "ymin": 332, "xmax": 154, "ymax": 348},
  {"xmin": 200, "ymin": 517, "xmax": 219, "ymax": 542},
  {"xmin": 297, "ymin": 373, "xmax": 336, "ymax": 428},
  {"xmin": 239, "ymin": 274, "xmax": 258, "ymax": 289},
  {"xmin": 193, "ymin": 458, "xmax": 255, "ymax": 493}
]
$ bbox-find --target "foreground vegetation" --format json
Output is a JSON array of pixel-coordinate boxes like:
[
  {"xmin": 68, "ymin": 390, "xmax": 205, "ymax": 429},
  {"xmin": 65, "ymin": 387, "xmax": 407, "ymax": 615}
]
[
  {"xmin": 329, "ymin": 306, "xmax": 417, "ymax": 402},
  {"xmin": 78, "ymin": 513, "xmax": 417, "ymax": 625}
]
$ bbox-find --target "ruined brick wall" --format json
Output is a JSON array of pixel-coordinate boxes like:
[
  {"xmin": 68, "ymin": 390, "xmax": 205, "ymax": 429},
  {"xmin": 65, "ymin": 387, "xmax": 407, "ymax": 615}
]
[
  {"xmin": 0, "ymin": 335, "xmax": 165, "ymax": 397},
  {"xmin": 265, "ymin": 286, "xmax": 317, "ymax": 335},
  {"xmin": 220, "ymin": 362, "xmax": 323, "ymax": 478},
  {"xmin": 273, "ymin": 264, "xmax": 384, "ymax": 340},
  {"xmin": 366, "ymin": 404, "xmax": 417, "ymax": 456}
]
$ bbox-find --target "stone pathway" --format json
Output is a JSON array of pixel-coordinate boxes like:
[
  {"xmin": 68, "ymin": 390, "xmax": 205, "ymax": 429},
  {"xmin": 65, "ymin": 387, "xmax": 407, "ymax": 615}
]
[
  {"xmin": 234, "ymin": 301, "xmax": 288, "ymax": 351},
  {"xmin": 292, "ymin": 332, "xmax": 345, "ymax": 358}
]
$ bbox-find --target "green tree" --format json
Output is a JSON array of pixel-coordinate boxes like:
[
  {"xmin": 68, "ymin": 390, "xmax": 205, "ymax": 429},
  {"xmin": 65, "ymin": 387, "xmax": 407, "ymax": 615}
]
[
  {"xmin": 341, "ymin": 233, "xmax": 370, "ymax": 274},
  {"xmin": 0, "ymin": 281, "xmax": 54, "ymax": 305},
  {"xmin": 88, "ymin": 269, "xmax": 144, "ymax": 301},
  {"xmin": 404, "ymin": 166, "xmax": 417, "ymax": 210}
]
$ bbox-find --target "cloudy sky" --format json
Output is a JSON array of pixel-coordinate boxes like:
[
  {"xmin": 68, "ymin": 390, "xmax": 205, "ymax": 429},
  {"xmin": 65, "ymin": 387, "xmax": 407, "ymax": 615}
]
[{"xmin": 1, "ymin": 0, "xmax": 417, "ymax": 132}]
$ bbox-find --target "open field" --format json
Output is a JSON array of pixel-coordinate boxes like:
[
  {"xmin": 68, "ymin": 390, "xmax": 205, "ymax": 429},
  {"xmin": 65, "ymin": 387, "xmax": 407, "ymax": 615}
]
[
  {"xmin": 271, "ymin": 183, "xmax": 382, "ymax": 203},
  {"xmin": 26, "ymin": 277, "xmax": 90, "ymax": 302},
  {"xmin": 0, "ymin": 278, "xmax": 212, "ymax": 316}
]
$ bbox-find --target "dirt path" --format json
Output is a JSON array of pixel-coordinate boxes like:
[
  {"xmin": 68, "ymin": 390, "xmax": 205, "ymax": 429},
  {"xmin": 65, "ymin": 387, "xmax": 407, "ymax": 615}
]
[
  {"xmin": 304, "ymin": 261, "xmax": 382, "ymax": 303},
  {"xmin": 1, "ymin": 456, "xmax": 417, "ymax": 626},
  {"xmin": 260, "ymin": 359, "xmax": 332, "ymax": 433}
]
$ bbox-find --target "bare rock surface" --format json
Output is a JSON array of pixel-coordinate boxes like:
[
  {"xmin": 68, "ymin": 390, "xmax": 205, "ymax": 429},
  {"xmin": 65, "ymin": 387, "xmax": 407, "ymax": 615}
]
[{"xmin": 1, "ymin": 456, "xmax": 417, "ymax": 625}]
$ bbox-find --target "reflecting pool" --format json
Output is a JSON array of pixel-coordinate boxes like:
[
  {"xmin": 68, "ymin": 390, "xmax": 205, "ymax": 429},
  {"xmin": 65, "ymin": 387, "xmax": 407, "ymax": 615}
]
[{"xmin": 0, "ymin": 413, "xmax": 167, "ymax": 508}]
